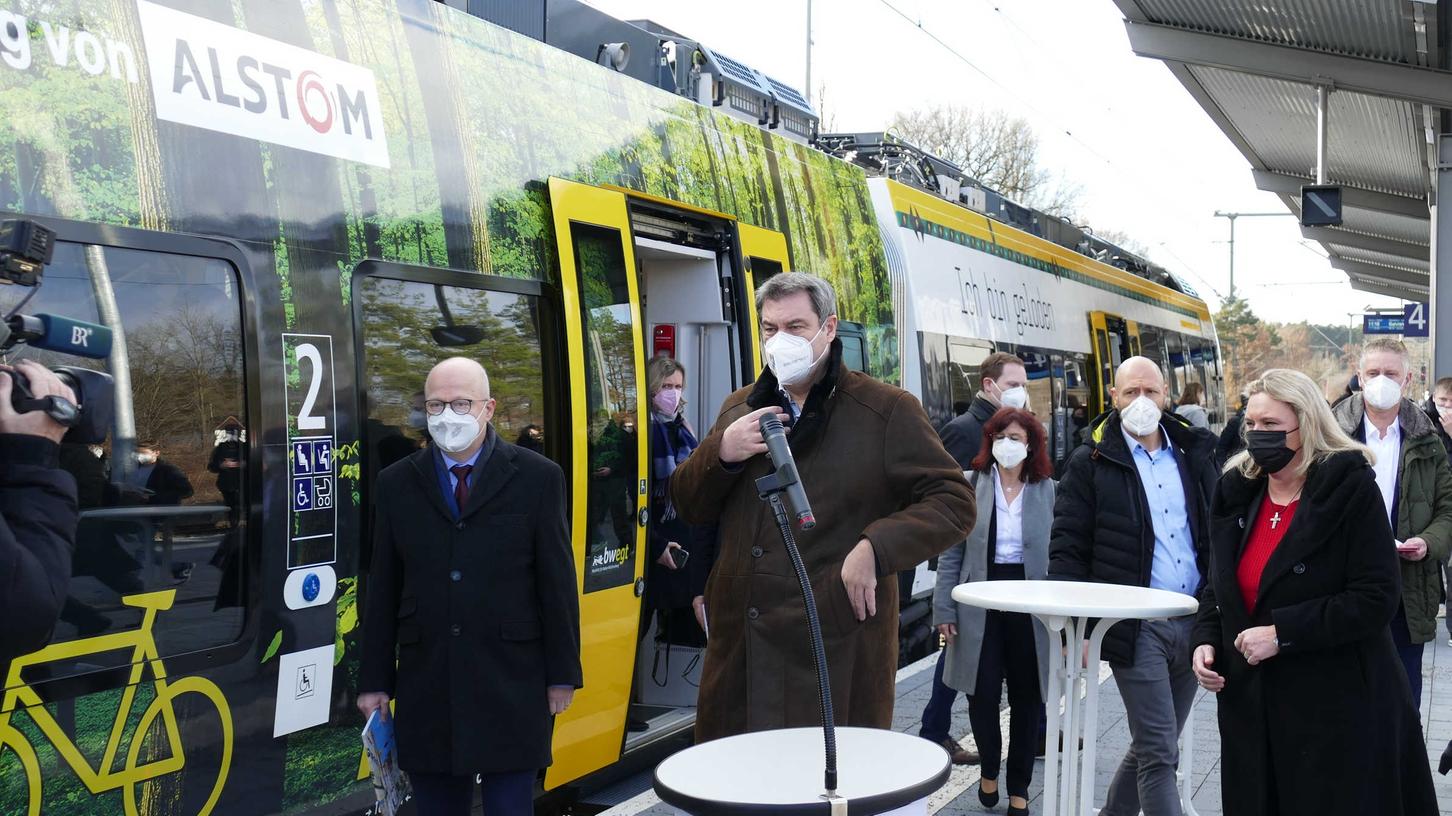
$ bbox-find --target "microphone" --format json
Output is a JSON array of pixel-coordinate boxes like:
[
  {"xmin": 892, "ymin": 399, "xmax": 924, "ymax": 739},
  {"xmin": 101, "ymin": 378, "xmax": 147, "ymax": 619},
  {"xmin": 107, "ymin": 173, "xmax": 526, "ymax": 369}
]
[
  {"xmin": 5, "ymin": 313, "xmax": 113, "ymax": 359},
  {"xmin": 759, "ymin": 414, "xmax": 816, "ymax": 530}
]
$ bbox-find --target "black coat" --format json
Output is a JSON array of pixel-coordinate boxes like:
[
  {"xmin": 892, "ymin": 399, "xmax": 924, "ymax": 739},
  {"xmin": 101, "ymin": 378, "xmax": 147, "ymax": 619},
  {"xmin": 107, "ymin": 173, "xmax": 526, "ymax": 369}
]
[
  {"xmin": 1048, "ymin": 410, "xmax": 1216, "ymax": 665},
  {"xmin": 144, "ymin": 460, "xmax": 194, "ymax": 506},
  {"xmin": 1422, "ymin": 396, "xmax": 1452, "ymax": 461},
  {"xmin": 0, "ymin": 434, "xmax": 77, "ymax": 665},
  {"xmin": 359, "ymin": 435, "xmax": 583, "ymax": 775},
  {"xmin": 937, "ymin": 394, "xmax": 997, "ymax": 470},
  {"xmin": 1192, "ymin": 451, "xmax": 1436, "ymax": 815}
]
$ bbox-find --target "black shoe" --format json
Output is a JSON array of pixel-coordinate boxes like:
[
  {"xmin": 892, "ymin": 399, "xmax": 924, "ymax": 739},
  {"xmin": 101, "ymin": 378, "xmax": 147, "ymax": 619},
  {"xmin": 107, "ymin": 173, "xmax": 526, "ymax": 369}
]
[
  {"xmin": 978, "ymin": 780, "xmax": 999, "ymax": 809},
  {"xmin": 1006, "ymin": 804, "xmax": 1029, "ymax": 816},
  {"xmin": 626, "ymin": 717, "xmax": 649, "ymax": 733},
  {"xmin": 171, "ymin": 562, "xmax": 194, "ymax": 583}
]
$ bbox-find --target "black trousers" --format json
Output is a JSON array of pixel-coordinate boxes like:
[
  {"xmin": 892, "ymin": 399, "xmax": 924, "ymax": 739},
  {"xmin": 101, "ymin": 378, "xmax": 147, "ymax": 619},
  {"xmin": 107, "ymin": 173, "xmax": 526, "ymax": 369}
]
[
  {"xmin": 966, "ymin": 563, "xmax": 1041, "ymax": 798},
  {"xmin": 409, "ymin": 770, "xmax": 534, "ymax": 815}
]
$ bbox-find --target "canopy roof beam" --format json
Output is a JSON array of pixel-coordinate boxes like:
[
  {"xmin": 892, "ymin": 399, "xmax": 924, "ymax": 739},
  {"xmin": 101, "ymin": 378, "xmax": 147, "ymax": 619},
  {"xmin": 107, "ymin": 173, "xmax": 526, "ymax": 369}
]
[
  {"xmin": 1125, "ymin": 20, "xmax": 1452, "ymax": 109},
  {"xmin": 1327, "ymin": 255, "xmax": 1427, "ymax": 286},
  {"xmin": 1300, "ymin": 226, "xmax": 1429, "ymax": 261}
]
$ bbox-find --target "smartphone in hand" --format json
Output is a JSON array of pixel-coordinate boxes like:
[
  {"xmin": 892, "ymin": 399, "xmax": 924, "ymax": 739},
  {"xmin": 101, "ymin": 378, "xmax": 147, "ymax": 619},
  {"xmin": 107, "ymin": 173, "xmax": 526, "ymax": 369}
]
[{"xmin": 669, "ymin": 547, "xmax": 691, "ymax": 570}]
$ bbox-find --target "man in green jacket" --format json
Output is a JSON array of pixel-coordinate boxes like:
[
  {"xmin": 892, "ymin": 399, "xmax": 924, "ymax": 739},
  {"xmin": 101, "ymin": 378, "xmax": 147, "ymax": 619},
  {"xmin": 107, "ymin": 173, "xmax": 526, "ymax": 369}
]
[{"xmin": 1333, "ymin": 337, "xmax": 1452, "ymax": 709}]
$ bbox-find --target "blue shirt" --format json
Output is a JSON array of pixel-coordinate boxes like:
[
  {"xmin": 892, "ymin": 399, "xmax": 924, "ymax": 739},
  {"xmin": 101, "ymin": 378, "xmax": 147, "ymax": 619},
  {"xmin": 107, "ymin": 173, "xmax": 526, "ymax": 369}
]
[{"xmin": 1122, "ymin": 425, "xmax": 1200, "ymax": 595}]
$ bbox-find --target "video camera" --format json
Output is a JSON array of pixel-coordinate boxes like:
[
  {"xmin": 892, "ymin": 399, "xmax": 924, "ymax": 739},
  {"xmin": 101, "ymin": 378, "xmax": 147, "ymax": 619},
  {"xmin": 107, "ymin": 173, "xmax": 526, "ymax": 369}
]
[{"xmin": 0, "ymin": 219, "xmax": 115, "ymax": 444}]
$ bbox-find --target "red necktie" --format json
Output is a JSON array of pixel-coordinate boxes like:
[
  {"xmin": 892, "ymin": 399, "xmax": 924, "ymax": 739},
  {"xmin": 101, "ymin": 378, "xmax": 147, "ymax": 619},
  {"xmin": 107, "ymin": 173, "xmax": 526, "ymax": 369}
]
[{"xmin": 450, "ymin": 464, "xmax": 472, "ymax": 513}]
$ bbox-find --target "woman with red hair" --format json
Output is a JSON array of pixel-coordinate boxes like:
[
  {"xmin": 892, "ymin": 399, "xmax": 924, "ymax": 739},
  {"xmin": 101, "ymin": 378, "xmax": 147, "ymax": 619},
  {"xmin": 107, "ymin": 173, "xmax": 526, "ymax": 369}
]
[{"xmin": 931, "ymin": 407, "xmax": 1055, "ymax": 816}]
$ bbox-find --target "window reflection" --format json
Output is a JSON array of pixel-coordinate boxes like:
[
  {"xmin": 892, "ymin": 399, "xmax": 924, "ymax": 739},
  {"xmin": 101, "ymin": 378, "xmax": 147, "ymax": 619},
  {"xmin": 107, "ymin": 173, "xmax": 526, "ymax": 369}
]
[
  {"xmin": 0, "ymin": 242, "xmax": 247, "ymax": 675},
  {"xmin": 572, "ymin": 225, "xmax": 639, "ymax": 594}
]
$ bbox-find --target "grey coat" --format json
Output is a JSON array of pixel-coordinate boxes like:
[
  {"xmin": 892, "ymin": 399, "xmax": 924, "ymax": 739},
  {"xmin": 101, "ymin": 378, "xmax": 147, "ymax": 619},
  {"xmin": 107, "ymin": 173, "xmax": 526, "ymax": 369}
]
[{"xmin": 932, "ymin": 470, "xmax": 1053, "ymax": 698}]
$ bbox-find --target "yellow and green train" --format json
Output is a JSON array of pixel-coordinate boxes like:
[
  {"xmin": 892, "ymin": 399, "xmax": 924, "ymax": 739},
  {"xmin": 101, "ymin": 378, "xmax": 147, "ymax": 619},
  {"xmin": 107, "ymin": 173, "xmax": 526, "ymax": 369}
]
[{"xmin": 0, "ymin": 0, "xmax": 1221, "ymax": 813}]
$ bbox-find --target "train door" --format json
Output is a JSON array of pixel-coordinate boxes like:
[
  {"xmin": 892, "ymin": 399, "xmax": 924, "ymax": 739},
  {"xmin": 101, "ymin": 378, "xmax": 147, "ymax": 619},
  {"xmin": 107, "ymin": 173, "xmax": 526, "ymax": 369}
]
[
  {"xmin": 543, "ymin": 179, "xmax": 650, "ymax": 788},
  {"xmin": 622, "ymin": 193, "xmax": 769, "ymax": 750},
  {"xmin": 736, "ymin": 222, "xmax": 793, "ymax": 375},
  {"xmin": 1088, "ymin": 312, "xmax": 1137, "ymax": 414}
]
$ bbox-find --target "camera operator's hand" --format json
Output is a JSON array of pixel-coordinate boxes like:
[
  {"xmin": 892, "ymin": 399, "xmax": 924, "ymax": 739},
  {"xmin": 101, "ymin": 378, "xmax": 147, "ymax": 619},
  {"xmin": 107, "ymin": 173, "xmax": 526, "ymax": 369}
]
[{"xmin": 0, "ymin": 361, "xmax": 76, "ymax": 443}]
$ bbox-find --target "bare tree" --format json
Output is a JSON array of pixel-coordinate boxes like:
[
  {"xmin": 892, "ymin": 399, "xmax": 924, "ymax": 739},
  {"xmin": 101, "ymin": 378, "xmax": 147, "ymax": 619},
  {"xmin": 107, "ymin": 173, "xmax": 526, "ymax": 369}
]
[{"xmin": 887, "ymin": 105, "xmax": 1082, "ymax": 217}]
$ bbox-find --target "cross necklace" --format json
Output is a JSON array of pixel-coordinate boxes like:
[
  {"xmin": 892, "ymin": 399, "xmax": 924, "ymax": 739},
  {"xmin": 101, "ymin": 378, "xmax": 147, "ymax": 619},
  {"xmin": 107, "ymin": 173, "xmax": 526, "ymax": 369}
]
[{"xmin": 1268, "ymin": 485, "xmax": 1304, "ymax": 530}]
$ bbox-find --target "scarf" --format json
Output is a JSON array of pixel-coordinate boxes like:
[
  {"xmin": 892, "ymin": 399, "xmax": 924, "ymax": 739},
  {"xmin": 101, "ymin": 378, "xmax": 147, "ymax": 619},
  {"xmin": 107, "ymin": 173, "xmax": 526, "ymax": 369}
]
[{"xmin": 651, "ymin": 412, "xmax": 698, "ymax": 522}]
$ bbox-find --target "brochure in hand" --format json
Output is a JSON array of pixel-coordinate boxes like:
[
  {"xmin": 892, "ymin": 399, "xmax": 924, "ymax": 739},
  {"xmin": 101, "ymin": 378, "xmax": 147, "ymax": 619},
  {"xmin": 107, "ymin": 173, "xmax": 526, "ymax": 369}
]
[{"xmin": 362, "ymin": 709, "xmax": 411, "ymax": 816}]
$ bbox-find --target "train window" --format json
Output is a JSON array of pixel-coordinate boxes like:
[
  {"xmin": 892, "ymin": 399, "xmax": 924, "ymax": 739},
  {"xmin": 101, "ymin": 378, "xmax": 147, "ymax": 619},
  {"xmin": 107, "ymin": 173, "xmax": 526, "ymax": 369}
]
[
  {"xmin": 1000, "ymin": 344, "xmax": 1052, "ymax": 430},
  {"xmin": 356, "ymin": 277, "xmax": 551, "ymax": 480},
  {"xmin": 947, "ymin": 339, "xmax": 992, "ymax": 414},
  {"xmin": 571, "ymin": 224, "xmax": 642, "ymax": 594},
  {"xmin": 838, "ymin": 320, "xmax": 868, "ymax": 372},
  {"xmin": 747, "ymin": 257, "xmax": 783, "ymax": 289},
  {"xmin": 1138, "ymin": 324, "xmax": 1169, "ymax": 388},
  {"xmin": 0, "ymin": 242, "xmax": 248, "ymax": 677}
]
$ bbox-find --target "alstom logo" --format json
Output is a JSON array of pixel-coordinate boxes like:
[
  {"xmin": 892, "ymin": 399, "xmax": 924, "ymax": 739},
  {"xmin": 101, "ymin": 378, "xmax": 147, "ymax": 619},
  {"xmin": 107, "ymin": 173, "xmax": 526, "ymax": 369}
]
[{"xmin": 137, "ymin": 1, "xmax": 389, "ymax": 168}]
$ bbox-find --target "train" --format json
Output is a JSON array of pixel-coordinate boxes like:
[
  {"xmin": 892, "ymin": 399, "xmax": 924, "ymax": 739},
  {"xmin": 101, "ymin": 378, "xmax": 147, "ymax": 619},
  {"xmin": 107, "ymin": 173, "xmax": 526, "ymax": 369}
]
[{"xmin": 0, "ymin": 0, "xmax": 1222, "ymax": 813}]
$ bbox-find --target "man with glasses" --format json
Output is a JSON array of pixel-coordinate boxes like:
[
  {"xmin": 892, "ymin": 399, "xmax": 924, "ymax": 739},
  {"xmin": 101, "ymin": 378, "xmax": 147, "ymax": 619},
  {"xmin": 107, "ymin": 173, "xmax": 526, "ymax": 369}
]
[{"xmin": 358, "ymin": 357, "xmax": 581, "ymax": 816}]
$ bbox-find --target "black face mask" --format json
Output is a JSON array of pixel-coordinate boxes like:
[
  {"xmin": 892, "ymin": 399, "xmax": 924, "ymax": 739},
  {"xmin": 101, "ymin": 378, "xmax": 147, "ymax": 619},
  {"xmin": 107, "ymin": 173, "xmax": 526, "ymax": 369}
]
[{"xmin": 1245, "ymin": 429, "xmax": 1298, "ymax": 474}]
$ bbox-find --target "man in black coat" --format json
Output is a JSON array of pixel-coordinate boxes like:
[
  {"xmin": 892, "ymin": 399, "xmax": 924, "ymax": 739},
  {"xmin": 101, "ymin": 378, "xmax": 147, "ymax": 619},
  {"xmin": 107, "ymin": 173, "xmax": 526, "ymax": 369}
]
[
  {"xmin": 1049, "ymin": 357, "xmax": 1217, "ymax": 816},
  {"xmin": 919, "ymin": 350, "xmax": 1026, "ymax": 765},
  {"xmin": 0, "ymin": 361, "xmax": 79, "ymax": 667},
  {"xmin": 358, "ymin": 358, "xmax": 581, "ymax": 815}
]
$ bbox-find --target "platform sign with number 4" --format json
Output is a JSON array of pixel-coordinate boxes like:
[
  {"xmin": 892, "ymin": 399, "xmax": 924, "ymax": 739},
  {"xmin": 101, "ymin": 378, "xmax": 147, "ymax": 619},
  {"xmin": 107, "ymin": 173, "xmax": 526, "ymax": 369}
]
[
  {"xmin": 1405, "ymin": 303, "xmax": 1430, "ymax": 338},
  {"xmin": 283, "ymin": 334, "xmax": 338, "ymax": 568}
]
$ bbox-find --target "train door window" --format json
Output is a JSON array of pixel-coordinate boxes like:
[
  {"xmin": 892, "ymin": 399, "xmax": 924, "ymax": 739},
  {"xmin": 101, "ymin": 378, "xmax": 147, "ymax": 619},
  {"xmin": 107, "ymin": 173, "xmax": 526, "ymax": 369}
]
[
  {"xmin": 355, "ymin": 272, "xmax": 552, "ymax": 481},
  {"xmin": 1165, "ymin": 332, "xmax": 1188, "ymax": 395},
  {"xmin": 947, "ymin": 338, "xmax": 992, "ymax": 415},
  {"xmin": 1, "ymin": 240, "xmax": 249, "ymax": 681},
  {"xmin": 1091, "ymin": 320, "xmax": 1112, "ymax": 414},
  {"xmin": 571, "ymin": 225, "xmax": 642, "ymax": 594},
  {"xmin": 838, "ymin": 321, "xmax": 868, "ymax": 372}
]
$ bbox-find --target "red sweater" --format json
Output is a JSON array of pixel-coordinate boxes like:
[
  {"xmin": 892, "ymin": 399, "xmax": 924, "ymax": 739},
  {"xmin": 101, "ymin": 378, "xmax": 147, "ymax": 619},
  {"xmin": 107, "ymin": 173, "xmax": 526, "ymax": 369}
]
[{"xmin": 1237, "ymin": 497, "xmax": 1299, "ymax": 613}]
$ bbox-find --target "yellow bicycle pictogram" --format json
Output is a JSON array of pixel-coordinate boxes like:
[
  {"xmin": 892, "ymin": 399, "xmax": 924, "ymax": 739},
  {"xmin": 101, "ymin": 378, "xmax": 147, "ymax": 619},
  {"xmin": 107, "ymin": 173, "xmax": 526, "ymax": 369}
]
[{"xmin": 0, "ymin": 589, "xmax": 234, "ymax": 816}]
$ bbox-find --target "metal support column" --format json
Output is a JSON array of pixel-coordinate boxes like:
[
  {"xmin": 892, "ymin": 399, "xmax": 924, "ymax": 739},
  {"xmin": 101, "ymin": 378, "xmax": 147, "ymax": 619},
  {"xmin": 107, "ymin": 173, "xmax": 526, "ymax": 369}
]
[
  {"xmin": 1316, "ymin": 85, "xmax": 1330, "ymax": 184},
  {"xmin": 1434, "ymin": 135, "xmax": 1452, "ymax": 377}
]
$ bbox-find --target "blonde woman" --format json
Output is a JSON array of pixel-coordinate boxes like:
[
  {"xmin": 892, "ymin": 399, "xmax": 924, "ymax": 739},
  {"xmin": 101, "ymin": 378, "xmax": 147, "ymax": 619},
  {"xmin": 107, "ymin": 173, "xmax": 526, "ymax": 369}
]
[{"xmin": 1191, "ymin": 369, "xmax": 1435, "ymax": 815}]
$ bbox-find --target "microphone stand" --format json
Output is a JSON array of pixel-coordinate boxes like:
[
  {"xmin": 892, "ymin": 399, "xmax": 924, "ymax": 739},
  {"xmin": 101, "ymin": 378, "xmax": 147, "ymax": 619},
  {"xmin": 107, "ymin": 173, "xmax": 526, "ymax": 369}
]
[{"xmin": 754, "ymin": 466, "xmax": 839, "ymax": 799}]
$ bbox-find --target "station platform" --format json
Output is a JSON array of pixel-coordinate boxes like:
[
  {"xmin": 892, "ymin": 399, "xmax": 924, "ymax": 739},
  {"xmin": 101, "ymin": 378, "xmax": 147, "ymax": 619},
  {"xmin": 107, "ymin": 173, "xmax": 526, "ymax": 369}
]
[{"xmin": 593, "ymin": 614, "xmax": 1452, "ymax": 815}]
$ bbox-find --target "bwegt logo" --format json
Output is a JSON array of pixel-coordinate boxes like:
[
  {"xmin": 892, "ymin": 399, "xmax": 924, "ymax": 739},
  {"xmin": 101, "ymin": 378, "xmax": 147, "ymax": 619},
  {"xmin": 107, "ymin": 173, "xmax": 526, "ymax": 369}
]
[{"xmin": 169, "ymin": 41, "xmax": 374, "ymax": 139}]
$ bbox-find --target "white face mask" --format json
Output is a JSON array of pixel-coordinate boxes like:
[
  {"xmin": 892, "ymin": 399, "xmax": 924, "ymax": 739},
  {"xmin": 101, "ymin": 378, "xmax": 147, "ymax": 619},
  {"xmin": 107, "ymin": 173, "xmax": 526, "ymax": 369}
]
[
  {"xmin": 1119, "ymin": 394, "xmax": 1162, "ymax": 437},
  {"xmin": 1437, "ymin": 404, "xmax": 1452, "ymax": 419},
  {"xmin": 764, "ymin": 324, "xmax": 827, "ymax": 387},
  {"xmin": 995, "ymin": 383, "xmax": 1028, "ymax": 410},
  {"xmin": 992, "ymin": 438, "xmax": 1028, "ymax": 469},
  {"xmin": 427, "ymin": 411, "xmax": 482, "ymax": 453},
  {"xmin": 1362, "ymin": 374, "xmax": 1403, "ymax": 411}
]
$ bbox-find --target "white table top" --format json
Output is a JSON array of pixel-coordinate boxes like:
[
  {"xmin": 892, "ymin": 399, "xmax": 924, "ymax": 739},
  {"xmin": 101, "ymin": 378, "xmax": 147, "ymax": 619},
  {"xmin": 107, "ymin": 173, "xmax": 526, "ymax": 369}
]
[
  {"xmin": 654, "ymin": 727, "xmax": 949, "ymax": 814},
  {"xmin": 952, "ymin": 580, "xmax": 1198, "ymax": 619}
]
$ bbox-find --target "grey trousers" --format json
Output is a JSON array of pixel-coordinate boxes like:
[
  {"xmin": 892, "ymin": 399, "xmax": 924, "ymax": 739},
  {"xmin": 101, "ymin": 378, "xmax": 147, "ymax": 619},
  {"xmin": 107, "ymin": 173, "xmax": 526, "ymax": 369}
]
[{"xmin": 1100, "ymin": 616, "xmax": 1196, "ymax": 816}]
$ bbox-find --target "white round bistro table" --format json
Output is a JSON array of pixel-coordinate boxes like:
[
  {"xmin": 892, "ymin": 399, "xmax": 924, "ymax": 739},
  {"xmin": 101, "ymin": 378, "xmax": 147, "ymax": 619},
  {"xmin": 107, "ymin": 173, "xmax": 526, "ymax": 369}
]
[
  {"xmin": 653, "ymin": 727, "xmax": 951, "ymax": 815},
  {"xmin": 952, "ymin": 580, "xmax": 1198, "ymax": 816}
]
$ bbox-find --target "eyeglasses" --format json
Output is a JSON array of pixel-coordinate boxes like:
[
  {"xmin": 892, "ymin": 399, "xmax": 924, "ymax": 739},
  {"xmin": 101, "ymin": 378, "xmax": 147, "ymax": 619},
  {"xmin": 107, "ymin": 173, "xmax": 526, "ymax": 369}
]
[{"xmin": 424, "ymin": 399, "xmax": 479, "ymax": 416}]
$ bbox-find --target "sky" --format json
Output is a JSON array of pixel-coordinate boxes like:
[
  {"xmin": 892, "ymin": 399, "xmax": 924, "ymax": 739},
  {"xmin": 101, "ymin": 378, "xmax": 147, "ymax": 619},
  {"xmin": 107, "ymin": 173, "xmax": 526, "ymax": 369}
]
[{"xmin": 585, "ymin": 0, "xmax": 1408, "ymax": 327}]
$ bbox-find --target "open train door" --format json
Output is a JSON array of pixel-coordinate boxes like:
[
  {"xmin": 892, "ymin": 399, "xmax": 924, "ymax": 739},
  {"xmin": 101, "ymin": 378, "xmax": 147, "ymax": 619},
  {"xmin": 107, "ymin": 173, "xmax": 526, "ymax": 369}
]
[
  {"xmin": 735, "ymin": 223, "xmax": 792, "ymax": 374},
  {"xmin": 545, "ymin": 178, "xmax": 650, "ymax": 788}
]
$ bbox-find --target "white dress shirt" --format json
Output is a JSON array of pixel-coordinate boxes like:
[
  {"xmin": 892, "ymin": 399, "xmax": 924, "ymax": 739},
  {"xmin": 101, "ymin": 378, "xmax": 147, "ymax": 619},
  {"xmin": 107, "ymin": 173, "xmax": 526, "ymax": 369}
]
[
  {"xmin": 1363, "ymin": 413, "xmax": 1401, "ymax": 525},
  {"xmin": 992, "ymin": 466, "xmax": 1025, "ymax": 564}
]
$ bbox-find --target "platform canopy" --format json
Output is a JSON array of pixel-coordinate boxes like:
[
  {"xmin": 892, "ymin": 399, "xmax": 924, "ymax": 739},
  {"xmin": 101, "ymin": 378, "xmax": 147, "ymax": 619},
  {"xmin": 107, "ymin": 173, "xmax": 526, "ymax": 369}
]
[{"xmin": 1112, "ymin": 0, "xmax": 1442, "ymax": 301}]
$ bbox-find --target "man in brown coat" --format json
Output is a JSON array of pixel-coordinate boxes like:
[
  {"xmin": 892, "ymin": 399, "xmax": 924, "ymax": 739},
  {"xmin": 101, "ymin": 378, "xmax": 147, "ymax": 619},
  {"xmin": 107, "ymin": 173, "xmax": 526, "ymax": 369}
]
[{"xmin": 671, "ymin": 272, "xmax": 975, "ymax": 741}]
